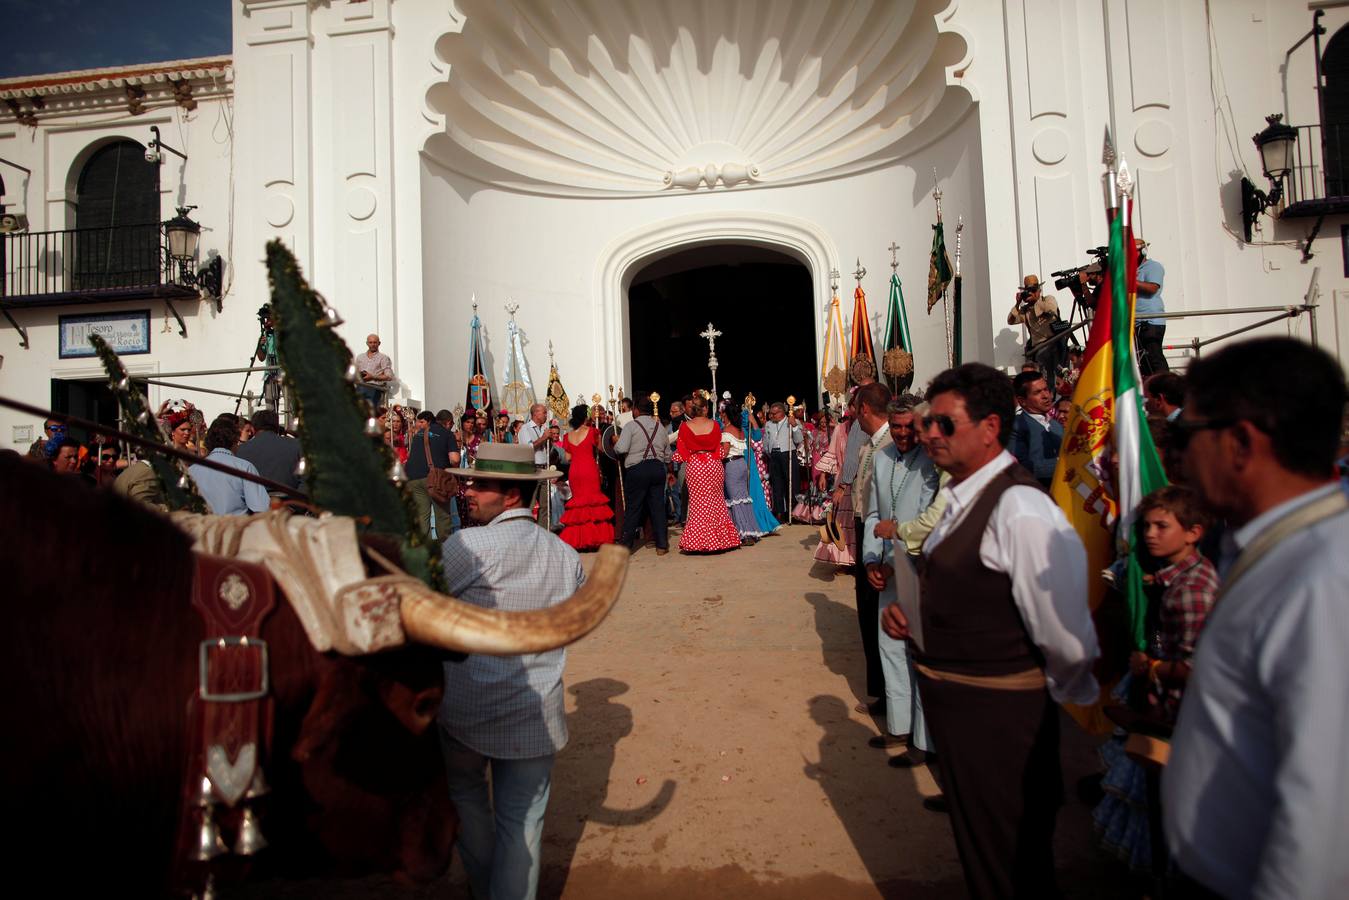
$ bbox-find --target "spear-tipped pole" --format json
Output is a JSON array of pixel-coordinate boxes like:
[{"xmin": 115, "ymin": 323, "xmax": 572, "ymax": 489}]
[{"xmin": 1102, "ymin": 127, "xmax": 1120, "ymax": 214}]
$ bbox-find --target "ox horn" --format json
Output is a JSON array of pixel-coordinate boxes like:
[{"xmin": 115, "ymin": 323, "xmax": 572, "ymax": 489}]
[{"xmin": 398, "ymin": 544, "xmax": 628, "ymax": 655}]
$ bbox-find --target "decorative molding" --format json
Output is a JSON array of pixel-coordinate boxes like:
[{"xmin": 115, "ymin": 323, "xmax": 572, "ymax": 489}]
[
  {"xmin": 0, "ymin": 61, "xmax": 231, "ymax": 123},
  {"xmin": 423, "ymin": 0, "xmax": 970, "ymax": 196}
]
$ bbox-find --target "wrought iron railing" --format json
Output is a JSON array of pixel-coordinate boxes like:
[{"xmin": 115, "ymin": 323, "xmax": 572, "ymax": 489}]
[
  {"xmin": 0, "ymin": 222, "xmax": 173, "ymax": 301},
  {"xmin": 1282, "ymin": 122, "xmax": 1349, "ymax": 210}
]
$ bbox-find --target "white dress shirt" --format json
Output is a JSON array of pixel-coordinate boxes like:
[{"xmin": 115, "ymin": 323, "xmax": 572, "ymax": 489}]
[
  {"xmin": 518, "ymin": 419, "xmax": 549, "ymax": 466},
  {"xmin": 923, "ymin": 450, "xmax": 1098, "ymax": 704},
  {"xmin": 1163, "ymin": 483, "xmax": 1349, "ymax": 900}
]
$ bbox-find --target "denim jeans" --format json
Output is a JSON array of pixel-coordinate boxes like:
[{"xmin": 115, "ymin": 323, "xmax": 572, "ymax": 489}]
[{"xmin": 440, "ymin": 730, "xmax": 555, "ymax": 900}]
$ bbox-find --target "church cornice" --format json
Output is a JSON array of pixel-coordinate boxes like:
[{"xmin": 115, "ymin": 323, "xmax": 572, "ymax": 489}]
[{"xmin": 0, "ymin": 57, "xmax": 232, "ymax": 124}]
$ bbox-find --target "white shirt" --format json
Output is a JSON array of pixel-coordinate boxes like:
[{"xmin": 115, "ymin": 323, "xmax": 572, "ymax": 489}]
[
  {"xmin": 1021, "ymin": 409, "xmax": 1053, "ymax": 431},
  {"xmin": 852, "ymin": 423, "xmax": 890, "ymax": 520},
  {"xmin": 924, "ymin": 450, "xmax": 1098, "ymax": 704},
  {"xmin": 1163, "ymin": 483, "xmax": 1349, "ymax": 900},
  {"xmin": 518, "ymin": 419, "xmax": 549, "ymax": 466}
]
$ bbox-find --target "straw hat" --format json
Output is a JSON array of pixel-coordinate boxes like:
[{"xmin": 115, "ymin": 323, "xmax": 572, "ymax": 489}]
[
  {"xmin": 819, "ymin": 509, "xmax": 846, "ymax": 551},
  {"xmin": 446, "ymin": 441, "xmax": 560, "ymax": 481}
]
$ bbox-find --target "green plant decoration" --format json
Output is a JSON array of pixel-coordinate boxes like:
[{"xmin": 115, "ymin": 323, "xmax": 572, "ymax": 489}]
[
  {"xmin": 264, "ymin": 240, "xmax": 439, "ymax": 588},
  {"xmin": 89, "ymin": 333, "xmax": 207, "ymax": 514}
]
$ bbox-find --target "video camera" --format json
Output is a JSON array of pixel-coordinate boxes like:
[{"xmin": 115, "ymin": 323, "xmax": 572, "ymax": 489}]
[
  {"xmin": 256, "ymin": 304, "xmax": 274, "ymax": 335},
  {"xmin": 1050, "ymin": 246, "xmax": 1109, "ymax": 301}
]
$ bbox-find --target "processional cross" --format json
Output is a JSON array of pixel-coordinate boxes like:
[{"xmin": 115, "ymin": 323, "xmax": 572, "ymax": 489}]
[{"xmin": 700, "ymin": 322, "xmax": 722, "ymax": 399}]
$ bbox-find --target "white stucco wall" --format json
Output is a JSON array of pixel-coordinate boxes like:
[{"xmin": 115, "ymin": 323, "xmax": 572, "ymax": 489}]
[{"xmin": 417, "ymin": 105, "xmax": 989, "ymax": 410}]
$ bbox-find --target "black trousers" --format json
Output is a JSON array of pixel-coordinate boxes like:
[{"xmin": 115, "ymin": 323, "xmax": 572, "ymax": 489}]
[
  {"xmin": 916, "ymin": 673, "xmax": 1062, "ymax": 900},
  {"xmin": 769, "ymin": 450, "xmax": 791, "ymax": 520},
  {"xmin": 619, "ymin": 459, "xmax": 668, "ymax": 550},
  {"xmin": 853, "ymin": 517, "xmax": 884, "ymax": 698},
  {"xmin": 1136, "ymin": 322, "xmax": 1168, "ymax": 375}
]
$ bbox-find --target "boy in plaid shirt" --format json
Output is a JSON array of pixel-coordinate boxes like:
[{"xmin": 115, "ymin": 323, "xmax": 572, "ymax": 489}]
[{"xmin": 1130, "ymin": 485, "xmax": 1220, "ymax": 723}]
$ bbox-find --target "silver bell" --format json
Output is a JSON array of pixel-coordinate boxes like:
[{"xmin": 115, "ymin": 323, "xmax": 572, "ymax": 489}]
[
  {"xmin": 193, "ymin": 806, "xmax": 228, "ymax": 861},
  {"xmin": 234, "ymin": 805, "xmax": 268, "ymax": 856},
  {"xmin": 294, "ymin": 457, "xmax": 307, "ymax": 477},
  {"xmin": 195, "ymin": 774, "xmax": 215, "ymax": 808},
  {"xmin": 116, "ymin": 376, "xmax": 130, "ymax": 391},
  {"xmin": 192, "ymin": 873, "xmax": 217, "ymax": 900},
  {"xmin": 137, "ymin": 410, "xmax": 151, "ymax": 424},
  {"xmin": 344, "ymin": 363, "xmax": 359, "ymax": 382},
  {"xmin": 389, "ymin": 459, "xmax": 407, "ymax": 484},
  {"xmin": 177, "ymin": 473, "xmax": 191, "ymax": 489},
  {"xmin": 319, "ymin": 306, "xmax": 344, "ymax": 328},
  {"xmin": 364, "ymin": 417, "xmax": 382, "ymax": 438}
]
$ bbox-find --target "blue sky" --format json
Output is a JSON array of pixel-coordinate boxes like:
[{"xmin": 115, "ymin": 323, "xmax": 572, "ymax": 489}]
[{"xmin": 0, "ymin": 0, "xmax": 232, "ymax": 79}]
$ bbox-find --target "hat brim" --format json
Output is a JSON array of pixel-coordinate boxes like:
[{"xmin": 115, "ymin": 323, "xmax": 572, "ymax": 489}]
[{"xmin": 443, "ymin": 466, "xmax": 562, "ymax": 482}]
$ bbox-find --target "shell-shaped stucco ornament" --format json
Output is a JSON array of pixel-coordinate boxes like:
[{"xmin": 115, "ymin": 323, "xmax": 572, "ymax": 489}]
[{"xmin": 425, "ymin": 0, "xmax": 970, "ymax": 196}]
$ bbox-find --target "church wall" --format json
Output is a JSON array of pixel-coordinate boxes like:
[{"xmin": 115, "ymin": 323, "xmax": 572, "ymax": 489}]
[
  {"xmin": 958, "ymin": 0, "xmax": 1349, "ymax": 371},
  {"xmin": 418, "ymin": 107, "xmax": 989, "ymax": 412}
]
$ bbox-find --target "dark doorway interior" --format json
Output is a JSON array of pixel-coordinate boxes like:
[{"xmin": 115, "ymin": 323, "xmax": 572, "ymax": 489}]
[
  {"xmin": 50, "ymin": 378, "xmax": 143, "ymax": 443},
  {"xmin": 627, "ymin": 246, "xmax": 817, "ymax": 414}
]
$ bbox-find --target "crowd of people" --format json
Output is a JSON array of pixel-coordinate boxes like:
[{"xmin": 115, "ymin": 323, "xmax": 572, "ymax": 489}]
[{"xmin": 17, "ymin": 319, "xmax": 1349, "ymax": 900}]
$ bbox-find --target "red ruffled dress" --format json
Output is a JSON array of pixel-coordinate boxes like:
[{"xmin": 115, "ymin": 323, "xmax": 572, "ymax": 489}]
[
  {"xmin": 560, "ymin": 427, "xmax": 615, "ymax": 551},
  {"xmin": 673, "ymin": 422, "xmax": 742, "ymax": 553}
]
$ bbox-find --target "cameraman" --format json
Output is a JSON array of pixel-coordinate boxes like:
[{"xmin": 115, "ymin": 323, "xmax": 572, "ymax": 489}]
[
  {"xmin": 255, "ymin": 305, "xmax": 281, "ymax": 409},
  {"xmin": 1134, "ymin": 238, "xmax": 1168, "ymax": 374},
  {"xmin": 1007, "ymin": 275, "xmax": 1064, "ymax": 392}
]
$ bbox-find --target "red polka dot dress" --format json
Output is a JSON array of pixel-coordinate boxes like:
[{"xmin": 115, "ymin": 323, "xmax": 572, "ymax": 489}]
[{"xmin": 672, "ymin": 421, "xmax": 742, "ymax": 553}]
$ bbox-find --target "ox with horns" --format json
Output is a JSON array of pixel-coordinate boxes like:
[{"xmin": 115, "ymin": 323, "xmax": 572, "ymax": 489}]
[{"xmin": 0, "ymin": 241, "xmax": 627, "ymax": 894}]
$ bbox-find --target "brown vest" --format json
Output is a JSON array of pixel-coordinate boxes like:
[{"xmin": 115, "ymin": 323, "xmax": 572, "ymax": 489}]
[{"xmin": 917, "ymin": 464, "xmax": 1045, "ymax": 677}]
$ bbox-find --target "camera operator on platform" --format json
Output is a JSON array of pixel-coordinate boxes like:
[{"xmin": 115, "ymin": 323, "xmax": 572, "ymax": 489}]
[
  {"xmin": 1134, "ymin": 237, "xmax": 1168, "ymax": 374},
  {"xmin": 255, "ymin": 305, "xmax": 282, "ymax": 409},
  {"xmin": 1007, "ymin": 275, "xmax": 1063, "ymax": 392}
]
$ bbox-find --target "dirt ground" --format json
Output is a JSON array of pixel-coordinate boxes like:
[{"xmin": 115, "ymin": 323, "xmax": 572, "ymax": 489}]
[{"xmin": 232, "ymin": 525, "xmax": 1133, "ymax": 899}]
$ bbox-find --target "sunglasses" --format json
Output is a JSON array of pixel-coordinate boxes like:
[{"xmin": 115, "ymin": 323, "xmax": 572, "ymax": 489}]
[
  {"xmin": 1164, "ymin": 416, "xmax": 1237, "ymax": 450},
  {"xmin": 922, "ymin": 413, "xmax": 970, "ymax": 437}
]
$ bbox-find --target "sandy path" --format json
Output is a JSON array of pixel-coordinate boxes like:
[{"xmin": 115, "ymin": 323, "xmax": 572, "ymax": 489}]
[{"xmin": 231, "ymin": 525, "xmax": 1130, "ymax": 899}]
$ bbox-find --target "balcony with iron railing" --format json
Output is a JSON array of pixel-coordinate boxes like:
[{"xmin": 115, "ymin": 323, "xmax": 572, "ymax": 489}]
[
  {"xmin": 0, "ymin": 221, "xmax": 199, "ymax": 309},
  {"xmin": 1277, "ymin": 122, "xmax": 1349, "ymax": 218}
]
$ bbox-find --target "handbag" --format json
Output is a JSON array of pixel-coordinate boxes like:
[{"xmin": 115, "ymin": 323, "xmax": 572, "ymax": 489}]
[{"xmin": 423, "ymin": 428, "xmax": 456, "ymax": 504}]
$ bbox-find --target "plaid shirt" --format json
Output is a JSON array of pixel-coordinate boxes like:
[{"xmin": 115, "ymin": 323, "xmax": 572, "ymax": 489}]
[
  {"xmin": 1150, "ymin": 550, "xmax": 1219, "ymax": 720},
  {"xmin": 438, "ymin": 507, "xmax": 586, "ymax": 758}
]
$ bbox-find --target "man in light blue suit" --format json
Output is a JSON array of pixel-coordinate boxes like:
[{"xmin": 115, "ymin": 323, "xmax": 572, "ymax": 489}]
[
  {"xmin": 863, "ymin": 394, "xmax": 941, "ymax": 766},
  {"xmin": 1009, "ymin": 371, "xmax": 1064, "ymax": 489}
]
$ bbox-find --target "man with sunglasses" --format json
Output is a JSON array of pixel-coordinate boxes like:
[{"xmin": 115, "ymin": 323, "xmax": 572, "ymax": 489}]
[
  {"xmin": 1162, "ymin": 337, "xmax": 1348, "ymax": 900},
  {"xmin": 438, "ymin": 442, "xmax": 582, "ymax": 900},
  {"xmin": 882, "ymin": 363, "xmax": 1097, "ymax": 898}
]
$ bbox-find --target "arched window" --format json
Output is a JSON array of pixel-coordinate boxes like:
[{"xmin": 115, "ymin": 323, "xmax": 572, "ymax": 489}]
[
  {"xmin": 1322, "ymin": 25, "xmax": 1349, "ymax": 198},
  {"xmin": 73, "ymin": 140, "xmax": 159, "ymax": 290}
]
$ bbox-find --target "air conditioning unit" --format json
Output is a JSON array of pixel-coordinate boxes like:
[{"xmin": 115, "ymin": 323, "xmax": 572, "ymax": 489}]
[{"xmin": 0, "ymin": 213, "xmax": 28, "ymax": 234}]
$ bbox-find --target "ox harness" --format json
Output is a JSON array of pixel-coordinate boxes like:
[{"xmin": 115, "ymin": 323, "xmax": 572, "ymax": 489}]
[{"xmin": 177, "ymin": 554, "xmax": 277, "ymax": 897}]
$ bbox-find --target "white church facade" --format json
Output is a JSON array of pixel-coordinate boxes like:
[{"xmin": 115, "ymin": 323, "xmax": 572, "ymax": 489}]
[{"xmin": 2, "ymin": 0, "xmax": 1346, "ymax": 441}]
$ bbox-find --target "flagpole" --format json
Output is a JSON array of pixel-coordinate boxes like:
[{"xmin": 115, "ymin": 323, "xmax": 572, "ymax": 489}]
[
  {"xmin": 954, "ymin": 216, "xmax": 964, "ymax": 366},
  {"xmin": 933, "ymin": 169, "xmax": 953, "ymax": 368}
]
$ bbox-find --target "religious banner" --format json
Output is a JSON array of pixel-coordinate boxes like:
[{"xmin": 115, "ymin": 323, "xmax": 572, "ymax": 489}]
[
  {"xmin": 820, "ymin": 283, "xmax": 849, "ymax": 408},
  {"xmin": 544, "ymin": 341, "xmax": 570, "ymax": 423},
  {"xmin": 464, "ymin": 298, "xmax": 494, "ymax": 426},
  {"xmin": 847, "ymin": 260, "xmax": 875, "ymax": 385},
  {"xmin": 880, "ymin": 245, "xmax": 914, "ymax": 393},
  {"xmin": 499, "ymin": 302, "xmax": 535, "ymax": 421},
  {"xmin": 926, "ymin": 219, "xmax": 952, "ymax": 314}
]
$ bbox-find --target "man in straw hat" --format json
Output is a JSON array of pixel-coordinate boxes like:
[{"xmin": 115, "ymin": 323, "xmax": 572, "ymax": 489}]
[{"xmin": 437, "ymin": 441, "xmax": 583, "ymax": 900}]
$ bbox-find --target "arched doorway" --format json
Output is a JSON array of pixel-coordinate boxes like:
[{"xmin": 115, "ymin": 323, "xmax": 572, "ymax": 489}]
[{"xmin": 627, "ymin": 245, "xmax": 818, "ymax": 413}]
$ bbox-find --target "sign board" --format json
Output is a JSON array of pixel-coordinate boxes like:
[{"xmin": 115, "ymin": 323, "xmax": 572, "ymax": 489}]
[{"xmin": 58, "ymin": 311, "xmax": 151, "ymax": 359}]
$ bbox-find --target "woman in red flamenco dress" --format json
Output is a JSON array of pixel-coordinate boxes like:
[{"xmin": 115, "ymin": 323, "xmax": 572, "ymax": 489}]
[
  {"xmin": 559, "ymin": 404, "xmax": 615, "ymax": 551},
  {"xmin": 672, "ymin": 395, "xmax": 742, "ymax": 554}
]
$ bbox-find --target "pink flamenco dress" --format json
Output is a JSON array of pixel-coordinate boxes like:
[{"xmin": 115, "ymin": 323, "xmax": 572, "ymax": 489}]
[
  {"xmin": 559, "ymin": 427, "xmax": 615, "ymax": 551},
  {"xmin": 812, "ymin": 418, "xmax": 856, "ymax": 567},
  {"xmin": 673, "ymin": 421, "xmax": 742, "ymax": 553}
]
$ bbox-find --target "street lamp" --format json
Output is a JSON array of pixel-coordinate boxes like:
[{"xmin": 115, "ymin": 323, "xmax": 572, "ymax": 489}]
[
  {"xmin": 164, "ymin": 205, "xmax": 201, "ymax": 263},
  {"xmin": 1242, "ymin": 114, "xmax": 1299, "ymax": 241}
]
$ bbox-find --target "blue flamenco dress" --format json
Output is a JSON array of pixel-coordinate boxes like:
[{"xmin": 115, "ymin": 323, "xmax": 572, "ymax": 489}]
[{"xmin": 742, "ymin": 411, "xmax": 781, "ymax": 537}]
